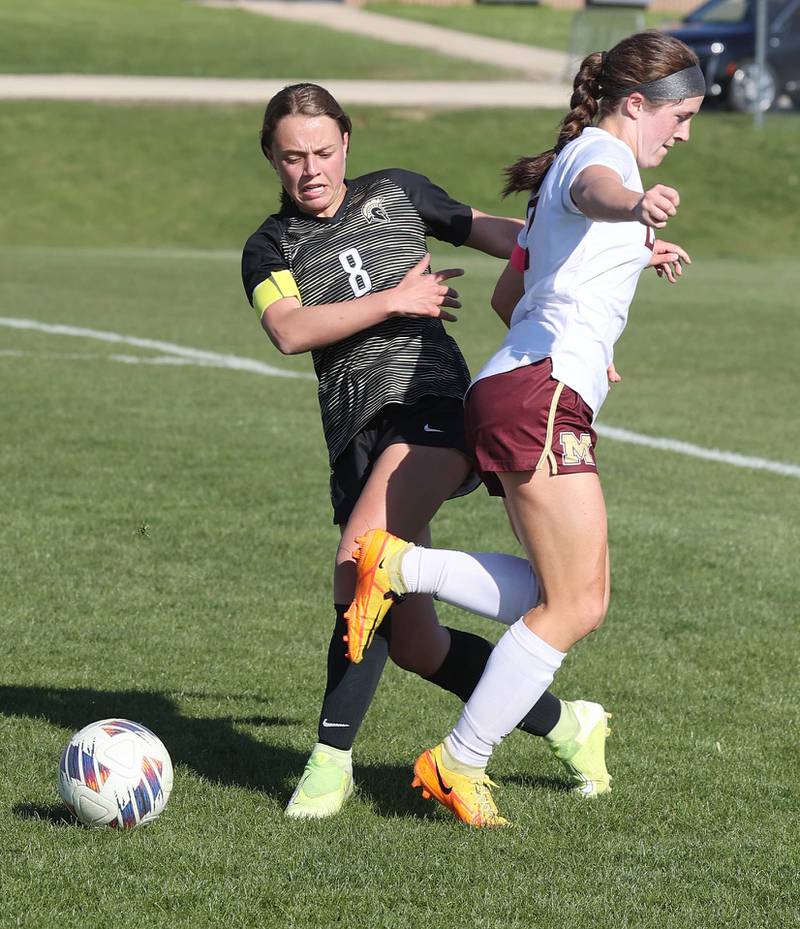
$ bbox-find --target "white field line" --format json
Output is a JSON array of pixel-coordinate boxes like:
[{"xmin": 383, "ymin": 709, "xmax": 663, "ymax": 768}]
[
  {"xmin": 2, "ymin": 316, "xmax": 798, "ymax": 479},
  {"xmin": 0, "ymin": 348, "xmax": 239, "ymax": 368},
  {"xmin": 0, "ymin": 316, "xmax": 314, "ymax": 380},
  {"xmin": 595, "ymin": 425, "xmax": 800, "ymax": 479}
]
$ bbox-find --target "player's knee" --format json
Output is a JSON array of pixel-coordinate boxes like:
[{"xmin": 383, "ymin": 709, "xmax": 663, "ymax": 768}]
[
  {"xmin": 389, "ymin": 639, "xmax": 431, "ymax": 675},
  {"xmin": 389, "ymin": 622, "xmax": 448, "ymax": 677},
  {"xmin": 582, "ymin": 591, "xmax": 608, "ymax": 635},
  {"xmin": 568, "ymin": 587, "xmax": 608, "ymax": 639},
  {"xmin": 332, "ymin": 546, "xmax": 357, "ymax": 603}
]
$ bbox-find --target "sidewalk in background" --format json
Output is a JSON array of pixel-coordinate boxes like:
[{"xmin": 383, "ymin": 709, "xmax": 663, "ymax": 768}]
[
  {"xmin": 0, "ymin": 1, "xmax": 573, "ymax": 108},
  {"xmin": 198, "ymin": 0, "xmax": 569, "ymax": 81},
  {"xmin": 0, "ymin": 74, "xmax": 569, "ymax": 108}
]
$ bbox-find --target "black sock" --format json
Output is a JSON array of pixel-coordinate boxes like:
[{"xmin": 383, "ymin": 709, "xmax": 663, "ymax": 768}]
[
  {"xmin": 425, "ymin": 627, "xmax": 491, "ymax": 703},
  {"xmin": 517, "ymin": 688, "xmax": 562, "ymax": 737},
  {"xmin": 316, "ymin": 604, "xmax": 391, "ymax": 751},
  {"xmin": 424, "ymin": 627, "xmax": 562, "ymax": 737}
]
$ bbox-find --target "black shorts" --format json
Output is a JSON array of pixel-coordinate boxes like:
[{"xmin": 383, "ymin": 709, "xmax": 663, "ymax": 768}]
[{"xmin": 330, "ymin": 395, "xmax": 480, "ymax": 525}]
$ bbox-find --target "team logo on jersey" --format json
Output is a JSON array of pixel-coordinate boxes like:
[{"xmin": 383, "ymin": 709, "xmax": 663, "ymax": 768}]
[
  {"xmin": 560, "ymin": 431, "xmax": 595, "ymax": 466},
  {"xmin": 362, "ymin": 197, "xmax": 390, "ymax": 224}
]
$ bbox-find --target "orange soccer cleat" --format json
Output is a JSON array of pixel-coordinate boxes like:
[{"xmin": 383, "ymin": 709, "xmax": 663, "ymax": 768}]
[
  {"xmin": 411, "ymin": 743, "xmax": 510, "ymax": 828},
  {"xmin": 343, "ymin": 529, "xmax": 412, "ymax": 663}
]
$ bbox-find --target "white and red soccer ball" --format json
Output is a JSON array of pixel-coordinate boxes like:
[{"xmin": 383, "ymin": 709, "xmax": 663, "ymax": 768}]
[{"xmin": 58, "ymin": 718, "xmax": 173, "ymax": 828}]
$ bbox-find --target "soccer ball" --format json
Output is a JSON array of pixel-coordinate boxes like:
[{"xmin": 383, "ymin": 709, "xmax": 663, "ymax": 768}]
[{"xmin": 57, "ymin": 718, "xmax": 174, "ymax": 828}]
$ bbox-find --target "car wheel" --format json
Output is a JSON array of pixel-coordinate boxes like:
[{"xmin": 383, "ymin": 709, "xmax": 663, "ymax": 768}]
[{"xmin": 727, "ymin": 61, "xmax": 778, "ymax": 112}]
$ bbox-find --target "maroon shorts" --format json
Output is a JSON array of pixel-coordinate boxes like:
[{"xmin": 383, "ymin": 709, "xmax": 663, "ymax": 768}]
[{"xmin": 464, "ymin": 358, "xmax": 598, "ymax": 497}]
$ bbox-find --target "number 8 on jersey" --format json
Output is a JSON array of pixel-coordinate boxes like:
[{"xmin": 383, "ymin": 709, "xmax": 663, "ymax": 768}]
[{"xmin": 338, "ymin": 247, "xmax": 372, "ymax": 297}]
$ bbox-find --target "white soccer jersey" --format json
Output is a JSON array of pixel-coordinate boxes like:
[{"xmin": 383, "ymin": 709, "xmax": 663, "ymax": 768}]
[{"xmin": 473, "ymin": 127, "xmax": 655, "ymax": 419}]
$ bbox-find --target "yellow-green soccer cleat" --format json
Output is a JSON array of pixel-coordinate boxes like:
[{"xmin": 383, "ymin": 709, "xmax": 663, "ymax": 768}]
[
  {"xmin": 411, "ymin": 743, "xmax": 510, "ymax": 828},
  {"xmin": 284, "ymin": 746, "xmax": 354, "ymax": 820},
  {"xmin": 547, "ymin": 700, "xmax": 612, "ymax": 798},
  {"xmin": 343, "ymin": 529, "xmax": 412, "ymax": 663}
]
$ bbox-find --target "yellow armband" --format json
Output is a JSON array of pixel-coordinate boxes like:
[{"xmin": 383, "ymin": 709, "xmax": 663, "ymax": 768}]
[{"xmin": 253, "ymin": 270, "xmax": 301, "ymax": 318}]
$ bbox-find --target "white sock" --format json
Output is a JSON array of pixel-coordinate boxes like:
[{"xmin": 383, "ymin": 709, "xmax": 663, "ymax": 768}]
[
  {"xmin": 400, "ymin": 547, "xmax": 539, "ymax": 625},
  {"xmin": 446, "ymin": 619, "xmax": 565, "ymax": 768}
]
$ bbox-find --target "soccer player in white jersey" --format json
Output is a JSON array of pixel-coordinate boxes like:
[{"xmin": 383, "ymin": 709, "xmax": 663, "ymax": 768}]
[
  {"xmin": 346, "ymin": 33, "xmax": 705, "ymax": 825},
  {"xmin": 242, "ymin": 84, "xmax": 603, "ymax": 821}
]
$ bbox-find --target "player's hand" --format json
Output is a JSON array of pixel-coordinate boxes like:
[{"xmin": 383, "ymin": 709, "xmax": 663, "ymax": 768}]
[
  {"xmin": 649, "ymin": 238, "xmax": 691, "ymax": 283},
  {"xmin": 390, "ymin": 253, "xmax": 464, "ymax": 322},
  {"xmin": 607, "ymin": 362, "xmax": 621, "ymax": 385},
  {"xmin": 634, "ymin": 184, "xmax": 680, "ymax": 228}
]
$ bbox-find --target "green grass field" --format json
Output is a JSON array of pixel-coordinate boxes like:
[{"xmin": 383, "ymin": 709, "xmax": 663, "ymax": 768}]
[
  {"xmin": 366, "ymin": 2, "xmax": 673, "ymax": 52},
  {"xmin": 2, "ymin": 102, "xmax": 799, "ymax": 256},
  {"xmin": 1, "ymin": 7, "xmax": 799, "ymax": 923},
  {"xmin": 0, "ymin": 0, "xmax": 509, "ymax": 79},
  {"xmin": 2, "ymin": 100, "xmax": 798, "ymax": 928}
]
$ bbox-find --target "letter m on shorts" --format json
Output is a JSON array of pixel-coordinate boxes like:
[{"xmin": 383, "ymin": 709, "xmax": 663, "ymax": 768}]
[{"xmin": 559, "ymin": 431, "xmax": 595, "ymax": 466}]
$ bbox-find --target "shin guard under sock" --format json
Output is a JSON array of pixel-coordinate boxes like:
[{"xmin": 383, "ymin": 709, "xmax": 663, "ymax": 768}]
[
  {"xmin": 425, "ymin": 626, "xmax": 562, "ymax": 738},
  {"xmin": 317, "ymin": 604, "xmax": 390, "ymax": 750}
]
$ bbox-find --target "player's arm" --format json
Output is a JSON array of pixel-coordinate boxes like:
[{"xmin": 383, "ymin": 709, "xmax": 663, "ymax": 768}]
[
  {"xmin": 465, "ymin": 209, "xmax": 524, "ymax": 259},
  {"xmin": 260, "ymin": 292, "xmax": 387, "ymax": 355},
  {"xmin": 391, "ymin": 171, "xmax": 520, "ymax": 258},
  {"xmin": 256, "ymin": 256, "xmax": 462, "ymax": 355},
  {"xmin": 490, "ymin": 256, "xmax": 525, "ymax": 328},
  {"xmin": 571, "ymin": 165, "xmax": 680, "ymax": 228}
]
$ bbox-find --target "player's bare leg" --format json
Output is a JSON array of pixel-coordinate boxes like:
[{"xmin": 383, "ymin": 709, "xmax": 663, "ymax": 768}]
[
  {"xmin": 286, "ymin": 444, "xmax": 465, "ymax": 819},
  {"xmin": 421, "ymin": 470, "xmax": 611, "ymax": 824}
]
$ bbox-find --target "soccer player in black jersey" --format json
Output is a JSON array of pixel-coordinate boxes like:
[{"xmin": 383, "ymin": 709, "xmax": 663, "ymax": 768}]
[{"xmin": 242, "ymin": 84, "xmax": 582, "ymax": 819}]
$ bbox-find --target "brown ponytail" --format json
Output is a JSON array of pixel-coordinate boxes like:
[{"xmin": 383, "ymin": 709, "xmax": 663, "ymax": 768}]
[
  {"xmin": 503, "ymin": 52, "xmax": 603, "ymax": 197},
  {"xmin": 503, "ymin": 31, "xmax": 700, "ymax": 198}
]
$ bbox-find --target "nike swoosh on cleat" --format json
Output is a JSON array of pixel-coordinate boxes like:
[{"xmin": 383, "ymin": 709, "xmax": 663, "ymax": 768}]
[
  {"xmin": 423, "ymin": 424, "xmax": 444, "ymax": 433},
  {"xmin": 434, "ymin": 760, "xmax": 453, "ymax": 795},
  {"xmin": 377, "ymin": 559, "xmax": 394, "ymax": 596},
  {"xmin": 376, "ymin": 558, "xmax": 395, "ymax": 596},
  {"xmin": 321, "ymin": 719, "xmax": 350, "ymax": 728}
]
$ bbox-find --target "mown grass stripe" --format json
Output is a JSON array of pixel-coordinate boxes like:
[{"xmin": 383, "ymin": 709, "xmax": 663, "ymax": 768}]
[
  {"xmin": 0, "ymin": 316, "xmax": 314, "ymax": 380},
  {"xmin": 3, "ymin": 315, "xmax": 797, "ymax": 478},
  {"xmin": 596, "ymin": 424, "xmax": 800, "ymax": 479}
]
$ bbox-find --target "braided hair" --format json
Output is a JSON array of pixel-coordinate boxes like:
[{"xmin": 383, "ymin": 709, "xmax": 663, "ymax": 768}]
[{"xmin": 502, "ymin": 32, "xmax": 699, "ymax": 197}]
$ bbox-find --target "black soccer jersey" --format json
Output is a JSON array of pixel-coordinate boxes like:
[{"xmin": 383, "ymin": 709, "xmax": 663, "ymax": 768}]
[{"xmin": 242, "ymin": 169, "xmax": 474, "ymax": 464}]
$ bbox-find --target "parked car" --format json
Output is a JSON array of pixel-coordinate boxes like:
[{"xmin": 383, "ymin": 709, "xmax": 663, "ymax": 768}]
[{"xmin": 664, "ymin": 0, "xmax": 800, "ymax": 111}]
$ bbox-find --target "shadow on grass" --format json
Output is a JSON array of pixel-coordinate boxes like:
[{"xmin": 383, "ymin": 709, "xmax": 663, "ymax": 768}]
[
  {"xmin": 501, "ymin": 772, "xmax": 572, "ymax": 794},
  {"xmin": 355, "ymin": 761, "xmax": 433, "ymax": 820},
  {"xmin": 1, "ymin": 684, "xmax": 301, "ymax": 796},
  {"xmin": 14, "ymin": 801, "xmax": 76, "ymax": 827},
  {"xmin": 354, "ymin": 760, "xmax": 572, "ymax": 819},
  {"xmin": 1, "ymin": 684, "xmax": 427, "ymax": 820}
]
